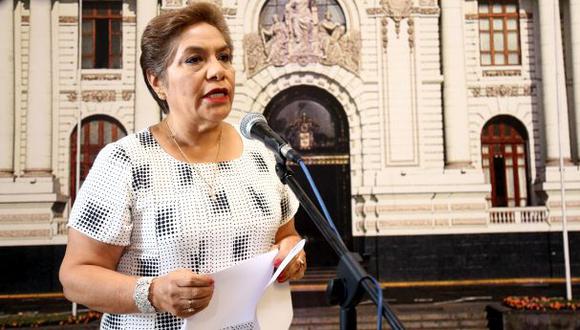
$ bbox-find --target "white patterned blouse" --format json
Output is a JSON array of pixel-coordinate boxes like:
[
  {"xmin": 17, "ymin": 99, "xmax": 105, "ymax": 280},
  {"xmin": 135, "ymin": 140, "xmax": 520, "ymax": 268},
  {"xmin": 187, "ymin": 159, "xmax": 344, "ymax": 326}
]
[{"xmin": 68, "ymin": 127, "xmax": 300, "ymax": 330}]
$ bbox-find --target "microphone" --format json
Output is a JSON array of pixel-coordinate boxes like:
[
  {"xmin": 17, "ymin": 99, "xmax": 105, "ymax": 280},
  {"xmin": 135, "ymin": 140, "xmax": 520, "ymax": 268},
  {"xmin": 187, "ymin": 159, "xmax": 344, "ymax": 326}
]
[{"xmin": 239, "ymin": 112, "xmax": 302, "ymax": 162}]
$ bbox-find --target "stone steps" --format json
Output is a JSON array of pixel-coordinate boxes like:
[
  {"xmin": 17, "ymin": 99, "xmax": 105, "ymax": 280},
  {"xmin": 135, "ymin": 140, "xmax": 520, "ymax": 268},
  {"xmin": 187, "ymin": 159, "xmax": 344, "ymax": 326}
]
[{"xmin": 290, "ymin": 302, "xmax": 490, "ymax": 330}]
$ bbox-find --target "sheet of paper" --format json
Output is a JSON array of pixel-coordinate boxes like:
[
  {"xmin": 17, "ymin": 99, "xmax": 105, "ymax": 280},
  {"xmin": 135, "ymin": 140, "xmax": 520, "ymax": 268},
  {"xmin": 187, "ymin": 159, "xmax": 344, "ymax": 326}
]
[{"xmin": 181, "ymin": 239, "xmax": 305, "ymax": 330}]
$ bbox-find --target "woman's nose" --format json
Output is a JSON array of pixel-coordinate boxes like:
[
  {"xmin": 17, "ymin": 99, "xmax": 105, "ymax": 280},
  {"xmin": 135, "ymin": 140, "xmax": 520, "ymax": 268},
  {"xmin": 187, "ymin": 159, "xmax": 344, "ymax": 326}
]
[{"xmin": 206, "ymin": 58, "xmax": 225, "ymax": 81}]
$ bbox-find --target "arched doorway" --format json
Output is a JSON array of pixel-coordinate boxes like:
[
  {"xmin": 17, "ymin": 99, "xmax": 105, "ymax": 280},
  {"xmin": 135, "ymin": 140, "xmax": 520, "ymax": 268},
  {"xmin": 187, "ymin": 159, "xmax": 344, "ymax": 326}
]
[
  {"xmin": 69, "ymin": 115, "xmax": 127, "ymax": 202},
  {"xmin": 264, "ymin": 85, "xmax": 351, "ymax": 268},
  {"xmin": 481, "ymin": 115, "xmax": 530, "ymax": 207}
]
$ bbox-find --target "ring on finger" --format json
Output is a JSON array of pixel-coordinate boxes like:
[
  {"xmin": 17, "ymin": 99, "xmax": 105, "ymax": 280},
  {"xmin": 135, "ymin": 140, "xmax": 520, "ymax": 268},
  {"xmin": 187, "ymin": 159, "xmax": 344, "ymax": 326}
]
[
  {"xmin": 188, "ymin": 299, "xmax": 194, "ymax": 308},
  {"xmin": 186, "ymin": 307, "xmax": 195, "ymax": 313},
  {"xmin": 297, "ymin": 257, "xmax": 306, "ymax": 268}
]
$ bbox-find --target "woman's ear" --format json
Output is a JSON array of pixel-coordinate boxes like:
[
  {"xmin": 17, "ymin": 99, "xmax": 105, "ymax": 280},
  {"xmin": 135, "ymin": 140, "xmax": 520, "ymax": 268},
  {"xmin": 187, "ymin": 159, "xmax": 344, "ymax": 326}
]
[{"xmin": 147, "ymin": 71, "xmax": 166, "ymax": 100}]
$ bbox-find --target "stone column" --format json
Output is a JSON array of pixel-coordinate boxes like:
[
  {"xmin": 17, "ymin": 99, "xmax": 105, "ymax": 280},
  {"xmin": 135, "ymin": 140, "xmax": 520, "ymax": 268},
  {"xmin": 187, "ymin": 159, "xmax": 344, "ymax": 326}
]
[
  {"xmin": 25, "ymin": 0, "xmax": 52, "ymax": 174},
  {"xmin": 441, "ymin": 0, "xmax": 471, "ymax": 168},
  {"xmin": 134, "ymin": 0, "xmax": 160, "ymax": 131},
  {"xmin": 0, "ymin": 0, "xmax": 14, "ymax": 174},
  {"xmin": 570, "ymin": 0, "xmax": 580, "ymax": 162},
  {"xmin": 539, "ymin": 0, "xmax": 571, "ymax": 164}
]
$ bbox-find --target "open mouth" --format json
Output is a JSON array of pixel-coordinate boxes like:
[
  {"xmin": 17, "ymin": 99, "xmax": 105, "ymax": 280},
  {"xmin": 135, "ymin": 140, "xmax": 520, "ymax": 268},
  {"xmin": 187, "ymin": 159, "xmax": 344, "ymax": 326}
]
[{"xmin": 204, "ymin": 88, "xmax": 229, "ymax": 100}]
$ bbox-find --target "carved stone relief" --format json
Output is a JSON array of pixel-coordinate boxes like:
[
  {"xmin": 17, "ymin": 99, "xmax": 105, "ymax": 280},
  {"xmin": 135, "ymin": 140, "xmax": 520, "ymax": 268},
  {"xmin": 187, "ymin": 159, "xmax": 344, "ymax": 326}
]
[
  {"xmin": 469, "ymin": 84, "xmax": 536, "ymax": 97},
  {"xmin": 61, "ymin": 90, "xmax": 134, "ymax": 102},
  {"xmin": 371, "ymin": 0, "xmax": 430, "ymax": 51},
  {"xmin": 244, "ymin": 1, "xmax": 360, "ymax": 76},
  {"xmin": 382, "ymin": 0, "xmax": 412, "ymax": 37}
]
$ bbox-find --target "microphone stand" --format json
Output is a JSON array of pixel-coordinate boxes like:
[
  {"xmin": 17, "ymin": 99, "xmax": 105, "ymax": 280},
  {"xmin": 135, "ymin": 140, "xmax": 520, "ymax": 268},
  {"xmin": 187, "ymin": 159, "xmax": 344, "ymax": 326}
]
[{"xmin": 274, "ymin": 155, "xmax": 405, "ymax": 330}]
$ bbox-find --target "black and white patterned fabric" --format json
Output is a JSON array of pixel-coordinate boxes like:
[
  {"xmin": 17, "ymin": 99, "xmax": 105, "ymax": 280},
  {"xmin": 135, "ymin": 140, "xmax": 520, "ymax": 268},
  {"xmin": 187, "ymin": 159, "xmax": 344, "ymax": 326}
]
[{"xmin": 68, "ymin": 128, "xmax": 300, "ymax": 330}]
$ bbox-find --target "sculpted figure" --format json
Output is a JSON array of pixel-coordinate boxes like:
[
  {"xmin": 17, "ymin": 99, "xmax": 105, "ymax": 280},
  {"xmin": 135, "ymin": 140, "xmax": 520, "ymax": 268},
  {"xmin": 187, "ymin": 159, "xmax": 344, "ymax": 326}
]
[
  {"xmin": 285, "ymin": 0, "xmax": 314, "ymax": 53},
  {"xmin": 318, "ymin": 10, "xmax": 340, "ymax": 58},
  {"xmin": 261, "ymin": 14, "xmax": 289, "ymax": 65}
]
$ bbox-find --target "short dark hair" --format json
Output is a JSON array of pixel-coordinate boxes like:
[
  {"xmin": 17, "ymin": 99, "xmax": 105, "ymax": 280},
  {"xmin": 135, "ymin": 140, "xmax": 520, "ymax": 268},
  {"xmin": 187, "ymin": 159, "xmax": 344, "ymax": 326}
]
[{"xmin": 140, "ymin": 2, "xmax": 233, "ymax": 114}]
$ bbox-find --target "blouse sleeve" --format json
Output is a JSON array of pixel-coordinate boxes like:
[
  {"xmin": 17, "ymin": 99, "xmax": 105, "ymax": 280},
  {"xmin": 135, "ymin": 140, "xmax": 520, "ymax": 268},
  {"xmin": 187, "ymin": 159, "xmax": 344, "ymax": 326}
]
[
  {"xmin": 279, "ymin": 180, "xmax": 300, "ymax": 226},
  {"xmin": 68, "ymin": 143, "xmax": 134, "ymax": 246}
]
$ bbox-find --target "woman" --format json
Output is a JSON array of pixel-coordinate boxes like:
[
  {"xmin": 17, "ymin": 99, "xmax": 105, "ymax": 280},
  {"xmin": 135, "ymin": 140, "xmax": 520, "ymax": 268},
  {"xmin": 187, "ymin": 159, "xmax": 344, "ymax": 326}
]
[{"xmin": 59, "ymin": 3, "xmax": 306, "ymax": 329}]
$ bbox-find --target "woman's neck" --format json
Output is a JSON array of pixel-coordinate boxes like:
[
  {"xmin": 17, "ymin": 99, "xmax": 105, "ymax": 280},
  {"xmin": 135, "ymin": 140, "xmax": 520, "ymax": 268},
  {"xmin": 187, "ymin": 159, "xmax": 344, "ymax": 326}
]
[{"xmin": 165, "ymin": 115, "xmax": 223, "ymax": 149}]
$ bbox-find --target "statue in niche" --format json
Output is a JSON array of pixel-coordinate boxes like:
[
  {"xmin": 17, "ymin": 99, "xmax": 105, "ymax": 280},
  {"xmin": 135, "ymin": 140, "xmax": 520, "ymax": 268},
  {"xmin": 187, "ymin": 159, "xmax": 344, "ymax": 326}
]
[
  {"xmin": 285, "ymin": 0, "xmax": 316, "ymax": 54},
  {"xmin": 261, "ymin": 14, "xmax": 289, "ymax": 65},
  {"xmin": 245, "ymin": 1, "xmax": 361, "ymax": 76}
]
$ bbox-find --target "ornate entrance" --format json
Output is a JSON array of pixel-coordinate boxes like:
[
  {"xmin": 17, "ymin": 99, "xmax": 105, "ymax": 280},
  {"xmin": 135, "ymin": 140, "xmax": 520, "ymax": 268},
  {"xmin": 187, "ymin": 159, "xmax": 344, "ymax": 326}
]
[
  {"xmin": 265, "ymin": 85, "xmax": 351, "ymax": 268},
  {"xmin": 481, "ymin": 115, "xmax": 530, "ymax": 207}
]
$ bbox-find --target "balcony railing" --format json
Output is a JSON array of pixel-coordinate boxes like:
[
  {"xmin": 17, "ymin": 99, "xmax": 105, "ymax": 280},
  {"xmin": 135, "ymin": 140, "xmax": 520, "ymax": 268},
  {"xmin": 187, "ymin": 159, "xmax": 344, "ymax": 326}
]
[{"xmin": 488, "ymin": 206, "xmax": 550, "ymax": 225}]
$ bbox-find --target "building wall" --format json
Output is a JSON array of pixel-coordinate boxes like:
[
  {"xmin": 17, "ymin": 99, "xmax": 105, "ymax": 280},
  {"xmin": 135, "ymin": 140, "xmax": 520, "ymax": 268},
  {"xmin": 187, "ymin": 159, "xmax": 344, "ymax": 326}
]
[{"xmin": 1, "ymin": 0, "xmax": 580, "ymax": 248}]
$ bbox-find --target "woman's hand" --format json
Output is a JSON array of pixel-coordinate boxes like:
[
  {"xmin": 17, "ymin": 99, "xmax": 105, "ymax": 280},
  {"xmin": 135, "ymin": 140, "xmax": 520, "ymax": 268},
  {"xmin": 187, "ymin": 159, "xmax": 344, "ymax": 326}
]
[
  {"xmin": 149, "ymin": 269, "xmax": 214, "ymax": 318},
  {"xmin": 272, "ymin": 219, "xmax": 307, "ymax": 283}
]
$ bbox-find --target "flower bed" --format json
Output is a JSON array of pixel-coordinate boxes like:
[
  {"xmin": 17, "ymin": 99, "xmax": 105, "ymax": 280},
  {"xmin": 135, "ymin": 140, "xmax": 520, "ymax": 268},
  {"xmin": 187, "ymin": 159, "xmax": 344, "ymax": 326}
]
[
  {"xmin": 487, "ymin": 297, "xmax": 580, "ymax": 330},
  {"xmin": 503, "ymin": 296, "xmax": 580, "ymax": 311}
]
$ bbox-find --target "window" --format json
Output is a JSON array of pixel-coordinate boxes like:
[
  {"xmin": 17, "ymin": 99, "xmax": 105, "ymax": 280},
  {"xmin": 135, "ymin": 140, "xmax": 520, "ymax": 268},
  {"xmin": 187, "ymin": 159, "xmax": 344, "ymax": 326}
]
[
  {"xmin": 70, "ymin": 116, "xmax": 127, "ymax": 202},
  {"xmin": 82, "ymin": 0, "xmax": 122, "ymax": 69},
  {"xmin": 481, "ymin": 116, "xmax": 529, "ymax": 207},
  {"xmin": 478, "ymin": 0, "xmax": 520, "ymax": 66}
]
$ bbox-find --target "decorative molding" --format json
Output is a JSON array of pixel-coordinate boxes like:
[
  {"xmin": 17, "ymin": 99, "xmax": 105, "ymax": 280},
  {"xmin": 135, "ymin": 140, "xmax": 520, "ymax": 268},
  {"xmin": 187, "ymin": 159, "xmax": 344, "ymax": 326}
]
[
  {"xmin": 465, "ymin": 13, "xmax": 479, "ymax": 20},
  {"xmin": 122, "ymin": 90, "xmax": 134, "ymax": 101},
  {"xmin": 519, "ymin": 11, "xmax": 533, "ymax": 19},
  {"xmin": 419, "ymin": 0, "xmax": 437, "ymax": 6},
  {"xmin": 82, "ymin": 90, "xmax": 116, "ymax": 102},
  {"xmin": 81, "ymin": 73, "xmax": 122, "ymax": 81},
  {"xmin": 468, "ymin": 84, "xmax": 536, "ymax": 97},
  {"xmin": 61, "ymin": 91, "xmax": 77, "ymax": 102},
  {"xmin": 371, "ymin": 1, "xmax": 425, "ymax": 50},
  {"xmin": 412, "ymin": 7, "xmax": 440, "ymax": 16},
  {"xmin": 382, "ymin": 0, "xmax": 412, "ymax": 37},
  {"xmin": 367, "ymin": 8, "xmax": 383, "ymax": 16},
  {"xmin": 482, "ymin": 69, "xmax": 522, "ymax": 77},
  {"xmin": 59, "ymin": 16, "xmax": 78, "ymax": 24},
  {"xmin": 244, "ymin": 1, "xmax": 360, "ymax": 76},
  {"xmin": 60, "ymin": 90, "xmax": 134, "ymax": 103},
  {"xmin": 21, "ymin": 15, "xmax": 29, "ymax": 24},
  {"xmin": 122, "ymin": 16, "xmax": 136, "ymax": 23}
]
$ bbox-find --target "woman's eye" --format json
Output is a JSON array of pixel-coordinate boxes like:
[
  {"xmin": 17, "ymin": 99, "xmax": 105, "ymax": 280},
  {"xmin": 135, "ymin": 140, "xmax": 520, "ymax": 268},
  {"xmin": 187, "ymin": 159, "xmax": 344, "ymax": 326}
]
[
  {"xmin": 185, "ymin": 56, "xmax": 202, "ymax": 64},
  {"xmin": 218, "ymin": 53, "xmax": 232, "ymax": 63}
]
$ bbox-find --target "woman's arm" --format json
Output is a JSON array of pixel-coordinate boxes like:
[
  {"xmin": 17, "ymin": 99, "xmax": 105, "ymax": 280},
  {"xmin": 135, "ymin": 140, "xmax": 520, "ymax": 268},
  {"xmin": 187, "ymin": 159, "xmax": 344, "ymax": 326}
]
[
  {"xmin": 59, "ymin": 229, "xmax": 214, "ymax": 317},
  {"xmin": 273, "ymin": 218, "xmax": 307, "ymax": 282},
  {"xmin": 59, "ymin": 228, "xmax": 139, "ymax": 313}
]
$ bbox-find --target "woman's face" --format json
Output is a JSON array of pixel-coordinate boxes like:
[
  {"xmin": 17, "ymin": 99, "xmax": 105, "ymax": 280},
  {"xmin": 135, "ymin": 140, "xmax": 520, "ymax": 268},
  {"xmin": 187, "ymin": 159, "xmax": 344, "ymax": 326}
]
[{"xmin": 160, "ymin": 22, "xmax": 235, "ymax": 127}]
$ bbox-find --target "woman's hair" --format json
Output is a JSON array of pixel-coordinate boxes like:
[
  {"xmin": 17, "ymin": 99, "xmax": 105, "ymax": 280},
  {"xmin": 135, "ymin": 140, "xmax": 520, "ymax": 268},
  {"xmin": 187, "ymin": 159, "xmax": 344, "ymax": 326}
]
[{"xmin": 140, "ymin": 2, "xmax": 233, "ymax": 114}]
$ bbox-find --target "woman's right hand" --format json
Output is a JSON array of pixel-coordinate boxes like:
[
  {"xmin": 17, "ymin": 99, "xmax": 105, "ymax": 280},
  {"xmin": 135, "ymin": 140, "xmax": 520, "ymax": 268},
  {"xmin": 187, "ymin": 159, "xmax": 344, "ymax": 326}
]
[{"xmin": 149, "ymin": 269, "xmax": 214, "ymax": 318}]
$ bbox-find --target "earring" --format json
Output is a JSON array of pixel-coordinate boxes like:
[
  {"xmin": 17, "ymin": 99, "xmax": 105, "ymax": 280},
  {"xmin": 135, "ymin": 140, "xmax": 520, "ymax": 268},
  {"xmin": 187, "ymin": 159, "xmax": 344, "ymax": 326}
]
[{"xmin": 158, "ymin": 91, "xmax": 166, "ymax": 100}]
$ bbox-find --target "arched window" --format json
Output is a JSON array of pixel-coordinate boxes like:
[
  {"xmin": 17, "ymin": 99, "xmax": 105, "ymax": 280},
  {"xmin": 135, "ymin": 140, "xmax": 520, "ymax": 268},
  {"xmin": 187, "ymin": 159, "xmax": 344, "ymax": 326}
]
[
  {"xmin": 259, "ymin": 0, "xmax": 346, "ymax": 29},
  {"xmin": 481, "ymin": 116, "xmax": 529, "ymax": 207},
  {"xmin": 69, "ymin": 116, "xmax": 127, "ymax": 202}
]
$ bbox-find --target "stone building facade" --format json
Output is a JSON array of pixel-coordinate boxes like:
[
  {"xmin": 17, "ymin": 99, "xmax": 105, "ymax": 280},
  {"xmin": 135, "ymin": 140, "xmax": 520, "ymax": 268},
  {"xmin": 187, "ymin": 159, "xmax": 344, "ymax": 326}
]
[{"xmin": 1, "ymin": 0, "xmax": 580, "ymax": 291}]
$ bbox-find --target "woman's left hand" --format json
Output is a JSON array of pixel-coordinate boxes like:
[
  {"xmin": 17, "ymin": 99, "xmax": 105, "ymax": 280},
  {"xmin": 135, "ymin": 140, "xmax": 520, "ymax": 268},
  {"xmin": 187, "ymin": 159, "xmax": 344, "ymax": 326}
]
[{"xmin": 272, "ymin": 233, "xmax": 307, "ymax": 283}]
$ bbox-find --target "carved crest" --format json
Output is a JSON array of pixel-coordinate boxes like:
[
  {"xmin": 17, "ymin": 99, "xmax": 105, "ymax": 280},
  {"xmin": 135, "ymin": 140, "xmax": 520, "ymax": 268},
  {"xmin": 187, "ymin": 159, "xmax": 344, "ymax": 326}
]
[{"xmin": 381, "ymin": 0, "xmax": 412, "ymax": 36}]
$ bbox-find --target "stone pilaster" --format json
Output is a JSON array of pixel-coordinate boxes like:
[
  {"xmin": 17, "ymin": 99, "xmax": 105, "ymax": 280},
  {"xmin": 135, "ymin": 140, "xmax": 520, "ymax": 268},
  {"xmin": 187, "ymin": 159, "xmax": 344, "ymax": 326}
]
[
  {"xmin": 538, "ymin": 0, "xmax": 571, "ymax": 165},
  {"xmin": 570, "ymin": 0, "xmax": 580, "ymax": 163},
  {"xmin": 25, "ymin": 0, "xmax": 52, "ymax": 174},
  {"xmin": 441, "ymin": 0, "xmax": 471, "ymax": 168},
  {"xmin": 0, "ymin": 0, "xmax": 14, "ymax": 174},
  {"xmin": 134, "ymin": 0, "xmax": 160, "ymax": 131}
]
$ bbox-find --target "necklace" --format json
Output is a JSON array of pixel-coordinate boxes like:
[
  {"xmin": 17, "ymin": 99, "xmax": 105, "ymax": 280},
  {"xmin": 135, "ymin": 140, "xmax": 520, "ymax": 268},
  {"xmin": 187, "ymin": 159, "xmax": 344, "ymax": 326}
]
[{"xmin": 164, "ymin": 118, "xmax": 223, "ymax": 199}]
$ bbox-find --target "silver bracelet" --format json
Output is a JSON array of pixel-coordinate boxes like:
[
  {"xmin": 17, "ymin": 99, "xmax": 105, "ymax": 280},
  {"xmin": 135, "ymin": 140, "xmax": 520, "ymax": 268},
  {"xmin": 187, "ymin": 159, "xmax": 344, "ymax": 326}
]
[{"xmin": 134, "ymin": 277, "xmax": 156, "ymax": 314}]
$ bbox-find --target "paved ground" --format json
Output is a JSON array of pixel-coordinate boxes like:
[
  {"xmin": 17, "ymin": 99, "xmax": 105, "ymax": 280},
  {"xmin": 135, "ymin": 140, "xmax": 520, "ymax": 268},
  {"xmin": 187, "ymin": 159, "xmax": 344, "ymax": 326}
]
[{"xmin": 1, "ymin": 283, "xmax": 578, "ymax": 328}]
